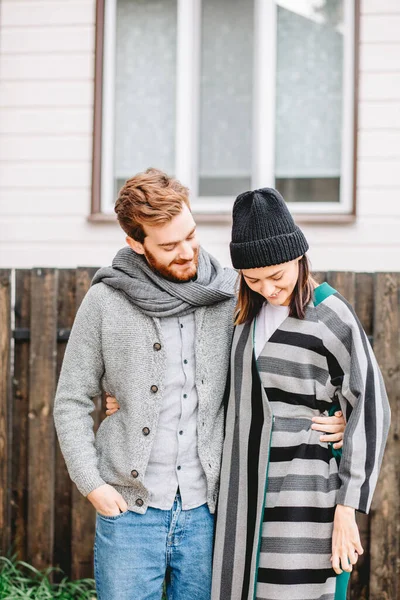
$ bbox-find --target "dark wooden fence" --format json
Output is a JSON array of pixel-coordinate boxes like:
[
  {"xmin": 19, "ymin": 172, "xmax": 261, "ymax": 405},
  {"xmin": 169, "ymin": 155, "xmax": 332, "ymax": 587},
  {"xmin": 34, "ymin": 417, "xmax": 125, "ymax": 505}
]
[{"xmin": 0, "ymin": 269, "xmax": 399, "ymax": 598}]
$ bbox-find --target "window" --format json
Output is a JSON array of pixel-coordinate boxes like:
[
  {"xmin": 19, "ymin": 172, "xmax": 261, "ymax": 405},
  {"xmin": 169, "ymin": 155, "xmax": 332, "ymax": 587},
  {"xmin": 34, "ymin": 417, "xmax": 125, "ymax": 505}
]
[{"xmin": 92, "ymin": 0, "xmax": 358, "ymax": 219}]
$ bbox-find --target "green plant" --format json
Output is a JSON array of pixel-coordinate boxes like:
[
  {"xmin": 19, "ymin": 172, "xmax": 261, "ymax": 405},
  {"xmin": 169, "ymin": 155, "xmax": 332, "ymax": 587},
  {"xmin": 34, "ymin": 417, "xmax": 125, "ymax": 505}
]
[{"xmin": 0, "ymin": 557, "xmax": 96, "ymax": 600}]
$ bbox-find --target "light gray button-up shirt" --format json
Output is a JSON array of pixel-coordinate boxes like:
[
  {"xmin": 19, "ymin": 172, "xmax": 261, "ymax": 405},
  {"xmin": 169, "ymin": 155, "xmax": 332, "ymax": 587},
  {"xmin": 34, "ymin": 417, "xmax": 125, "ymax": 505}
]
[{"xmin": 144, "ymin": 312, "xmax": 207, "ymax": 510}]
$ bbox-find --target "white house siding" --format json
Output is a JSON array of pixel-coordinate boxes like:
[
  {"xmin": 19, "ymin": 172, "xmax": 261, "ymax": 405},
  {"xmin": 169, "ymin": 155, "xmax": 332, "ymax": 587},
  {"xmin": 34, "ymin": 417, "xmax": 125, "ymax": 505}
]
[
  {"xmin": 0, "ymin": 0, "xmax": 399, "ymax": 271},
  {"xmin": 0, "ymin": 0, "xmax": 124, "ymax": 269}
]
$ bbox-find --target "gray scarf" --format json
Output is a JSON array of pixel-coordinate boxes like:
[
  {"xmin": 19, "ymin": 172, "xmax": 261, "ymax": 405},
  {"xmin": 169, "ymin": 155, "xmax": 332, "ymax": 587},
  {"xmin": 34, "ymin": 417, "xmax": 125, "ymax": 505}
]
[{"xmin": 91, "ymin": 246, "xmax": 237, "ymax": 318}]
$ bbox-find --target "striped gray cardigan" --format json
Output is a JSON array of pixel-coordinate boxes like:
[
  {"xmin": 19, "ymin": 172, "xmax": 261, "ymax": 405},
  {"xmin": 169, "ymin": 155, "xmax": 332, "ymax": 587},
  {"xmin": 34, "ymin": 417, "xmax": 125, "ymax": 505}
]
[{"xmin": 211, "ymin": 283, "xmax": 390, "ymax": 600}]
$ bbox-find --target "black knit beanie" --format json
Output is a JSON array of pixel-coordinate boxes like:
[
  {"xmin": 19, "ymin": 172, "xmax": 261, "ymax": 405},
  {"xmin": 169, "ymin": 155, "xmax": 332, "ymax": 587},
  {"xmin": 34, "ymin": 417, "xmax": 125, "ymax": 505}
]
[{"xmin": 230, "ymin": 188, "xmax": 309, "ymax": 269}]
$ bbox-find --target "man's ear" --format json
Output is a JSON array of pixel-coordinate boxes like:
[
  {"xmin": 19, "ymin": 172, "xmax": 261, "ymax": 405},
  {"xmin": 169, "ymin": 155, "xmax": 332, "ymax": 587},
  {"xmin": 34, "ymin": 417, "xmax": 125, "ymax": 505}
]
[{"xmin": 126, "ymin": 236, "xmax": 145, "ymax": 255}]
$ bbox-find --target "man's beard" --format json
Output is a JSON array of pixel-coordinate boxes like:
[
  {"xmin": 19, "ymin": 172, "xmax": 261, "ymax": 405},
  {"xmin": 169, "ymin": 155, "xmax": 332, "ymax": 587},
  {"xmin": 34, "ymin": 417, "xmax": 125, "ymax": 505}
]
[{"xmin": 144, "ymin": 246, "xmax": 199, "ymax": 283}]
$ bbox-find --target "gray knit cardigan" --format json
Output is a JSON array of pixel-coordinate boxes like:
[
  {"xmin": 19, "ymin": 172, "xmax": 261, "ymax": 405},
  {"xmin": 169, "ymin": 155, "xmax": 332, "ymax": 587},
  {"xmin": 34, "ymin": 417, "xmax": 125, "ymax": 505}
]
[{"xmin": 54, "ymin": 282, "xmax": 236, "ymax": 514}]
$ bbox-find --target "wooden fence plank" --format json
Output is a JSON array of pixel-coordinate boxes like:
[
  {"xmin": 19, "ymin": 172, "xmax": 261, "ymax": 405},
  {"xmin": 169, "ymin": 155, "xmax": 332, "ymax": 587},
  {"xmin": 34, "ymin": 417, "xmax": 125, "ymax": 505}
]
[
  {"xmin": 27, "ymin": 268, "xmax": 58, "ymax": 570},
  {"xmin": 71, "ymin": 267, "xmax": 101, "ymax": 580},
  {"xmin": 53, "ymin": 269, "xmax": 76, "ymax": 578},
  {"xmin": 11, "ymin": 270, "xmax": 31, "ymax": 561},
  {"xmin": 0, "ymin": 270, "xmax": 12, "ymax": 556},
  {"xmin": 355, "ymin": 273, "xmax": 374, "ymax": 337},
  {"xmin": 312, "ymin": 271, "xmax": 327, "ymax": 285},
  {"xmin": 350, "ymin": 273, "xmax": 375, "ymax": 600},
  {"xmin": 369, "ymin": 273, "xmax": 400, "ymax": 599},
  {"xmin": 327, "ymin": 271, "xmax": 356, "ymax": 306}
]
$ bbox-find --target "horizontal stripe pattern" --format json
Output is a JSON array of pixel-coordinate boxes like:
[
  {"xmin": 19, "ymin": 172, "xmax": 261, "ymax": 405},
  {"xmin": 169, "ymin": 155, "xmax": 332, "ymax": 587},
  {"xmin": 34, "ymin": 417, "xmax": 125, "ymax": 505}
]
[
  {"xmin": 269, "ymin": 458, "xmax": 338, "ymax": 478},
  {"xmin": 264, "ymin": 521, "xmax": 333, "ymax": 539},
  {"xmin": 258, "ymin": 553, "xmax": 333, "ymax": 571},
  {"xmin": 258, "ymin": 568, "xmax": 334, "ymax": 585},
  {"xmin": 261, "ymin": 537, "xmax": 332, "ymax": 554},
  {"xmin": 267, "ymin": 474, "xmax": 340, "ymax": 494},
  {"xmin": 266, "ymin": 490, "xmax": 338, "ymax": 508},
  {"xmin": 268, "ymin": 330, "xmax": 326, "ymax": 356},
  {"xmin": 271, "ymin": 417, "xmax": 314, "ymax": 433},
  {"xmin": 257, "ymin": 357, "xmax": 329, "ymax": 386},
  {"xmin": 265, "ymin": 387, "xmax": 332, "ymax": 412},
  {"xmin": 269, "ymin": 444, "xmax": 331, "ymax": 464},
  {"xmin": 256, "ymin": 586, "xmax": 335, "ymax": 600},
  {"xmin": 264, "ymin": 506, "xmax": 335, "ymax": 523},
  {"xmin": 256, "ymin": 587, "xmax": 335, "ymax": 600}
]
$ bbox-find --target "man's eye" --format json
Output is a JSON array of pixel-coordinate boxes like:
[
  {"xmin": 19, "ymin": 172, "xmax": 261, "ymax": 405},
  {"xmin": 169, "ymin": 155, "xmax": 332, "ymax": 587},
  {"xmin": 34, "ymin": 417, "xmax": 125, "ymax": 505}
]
[{"xmin": 164, "ymin": 246, "xmax": 175, "ymax": 252}]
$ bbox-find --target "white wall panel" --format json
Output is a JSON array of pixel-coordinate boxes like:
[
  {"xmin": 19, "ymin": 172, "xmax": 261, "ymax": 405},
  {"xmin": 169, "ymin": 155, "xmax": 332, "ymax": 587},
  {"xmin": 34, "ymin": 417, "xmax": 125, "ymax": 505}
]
[
  {"xmin": 0, "ymin": 243, "xmax": 122, "ymax": 269},
  {"xmin": 0, "ymin": 162, "xmax": 91, "ymax": 188},
  {"xmin": 307, "ymin": 245, "xmax": 400, "ymax": 272},
  {"xmin": 358, "ymin": 131, "xmax": 400, "ymax": 158},
  {"xmin": 359, "ymin": 73, "xmax": 400, "ymax": 101},
  {"xmin": 1, "ymin": 26, "xmax": 95, "ymax": 54},
  {"xmin": 0, "ymin": 216, "xmax": 123, "ymax": 243},
  {"xmin": 360, "ymin": 44, "xmax": 400, "ymax": 72},
  {"xmin": 0, "ymin": 81, "xmax": 94, "ymax": 108},
  {"xmin": 0, "ymin": 54, "xmax": 94, "ymax": 81},
  {"xmin": 0, "ymin": 108, "xmax": 93, "ymax": 135},
  {"xmin": 0, "ymin": 135, "xmax": 92, "ymax": 161},
  {"xmin": 360, "ymin": 15, "xmax": 400, "ymax": 43},
  {"xmin": 0, "ymin": 189, "xmax": 91, "ymax": 216},
  {"xmin": 0, "ymin": 1, "xmax": 94, "ymax": 27},
  {"xmin": 356, "ymin": 189, "xmax": 400, "ymax": 216},
  {"xmin": 359, "ymin": 101, "xmax": 400, "ymax": 130},
  {"xmin": 361, "ymin": 0, "xmax": 400, "ymax": 15},
  {"xmin": 357, "ymin": 159, "xmax": 400, "ymax": 187}
]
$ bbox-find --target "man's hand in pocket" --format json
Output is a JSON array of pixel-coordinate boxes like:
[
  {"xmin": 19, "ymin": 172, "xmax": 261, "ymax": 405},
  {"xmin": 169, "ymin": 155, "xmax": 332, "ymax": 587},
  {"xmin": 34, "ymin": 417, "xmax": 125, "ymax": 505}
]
[{"xmin": 87, "ymin": 483, "xmax": 128, "ymax": 517}]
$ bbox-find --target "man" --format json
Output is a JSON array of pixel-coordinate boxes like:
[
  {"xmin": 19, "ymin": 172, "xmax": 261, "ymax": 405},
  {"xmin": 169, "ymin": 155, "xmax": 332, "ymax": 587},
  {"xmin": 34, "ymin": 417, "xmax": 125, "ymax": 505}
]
[
  {"xmin": 54, "ymin": 168, "xmax": 345, "ymax": 600},
  {"xmin": 54, "ymin": 168, "xmax": 237, "ymax": 600}
]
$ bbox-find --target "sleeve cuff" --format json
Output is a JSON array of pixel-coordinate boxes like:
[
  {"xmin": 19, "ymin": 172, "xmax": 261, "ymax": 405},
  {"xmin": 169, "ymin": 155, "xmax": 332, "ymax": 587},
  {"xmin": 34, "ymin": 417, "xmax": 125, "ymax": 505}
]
[
  {"xmin": 73, "ymin": 471, "xmax": 107, "ymax": 497},
  {"xmin": 336, "ymin": 487, "xmax": 369, "ymax": 514}
]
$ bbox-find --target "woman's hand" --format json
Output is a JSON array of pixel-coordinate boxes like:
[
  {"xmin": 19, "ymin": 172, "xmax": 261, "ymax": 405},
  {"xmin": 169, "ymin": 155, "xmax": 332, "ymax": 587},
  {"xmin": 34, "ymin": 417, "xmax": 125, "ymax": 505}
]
[
  {"xmin": 331, "ymin": 505, "xmax": 363, "ymax": 574},
  {"xmin": 105, "ymin": 394, "xmax": 120, "ymax": 416},
  {"xmin": 311, "ymin": 410, "xmax": 345, "ymax": 449}
]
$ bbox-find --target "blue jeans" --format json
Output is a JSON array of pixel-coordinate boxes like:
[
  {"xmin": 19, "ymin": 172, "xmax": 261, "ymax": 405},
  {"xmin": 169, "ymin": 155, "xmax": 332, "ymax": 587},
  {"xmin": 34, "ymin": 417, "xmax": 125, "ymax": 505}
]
[{"xmin": 94, "ymin": 495, "xmax": 214, "ymax": 600}]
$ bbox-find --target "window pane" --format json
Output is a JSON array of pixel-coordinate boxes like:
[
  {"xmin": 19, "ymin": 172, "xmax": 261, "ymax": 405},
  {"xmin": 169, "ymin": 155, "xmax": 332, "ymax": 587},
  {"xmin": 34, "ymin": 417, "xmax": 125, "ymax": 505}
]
[
  {"xmin": 275, "ymin": 0, "xmax": 344, "ymax": 202},
  {"xmin": 199, "ymin": 0, "xmax": 254, "ymax": 197},
  {"xmin": 114, "ymin": 0, "xmax": 177, "ymax": 188}
]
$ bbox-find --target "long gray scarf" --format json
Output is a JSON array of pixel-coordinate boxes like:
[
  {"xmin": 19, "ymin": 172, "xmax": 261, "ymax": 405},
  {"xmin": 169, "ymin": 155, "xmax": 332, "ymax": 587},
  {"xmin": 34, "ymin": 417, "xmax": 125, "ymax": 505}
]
[{"xmin": 91, "ymin": 246, "xmax": 237, "ymax": 318}]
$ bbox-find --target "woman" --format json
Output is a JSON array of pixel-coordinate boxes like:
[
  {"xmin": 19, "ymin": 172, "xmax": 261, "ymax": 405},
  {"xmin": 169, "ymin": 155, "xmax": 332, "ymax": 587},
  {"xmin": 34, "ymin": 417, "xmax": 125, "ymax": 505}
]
[{"xmin": 211, "ymin": 188, "xmax": 390, "ymax": 600}]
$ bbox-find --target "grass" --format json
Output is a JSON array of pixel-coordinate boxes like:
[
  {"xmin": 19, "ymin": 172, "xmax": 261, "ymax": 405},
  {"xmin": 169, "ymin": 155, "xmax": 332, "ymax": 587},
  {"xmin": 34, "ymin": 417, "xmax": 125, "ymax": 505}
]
[{"xmin": 0, "ymin": 557, "xmax": 96, "ymax": 600}]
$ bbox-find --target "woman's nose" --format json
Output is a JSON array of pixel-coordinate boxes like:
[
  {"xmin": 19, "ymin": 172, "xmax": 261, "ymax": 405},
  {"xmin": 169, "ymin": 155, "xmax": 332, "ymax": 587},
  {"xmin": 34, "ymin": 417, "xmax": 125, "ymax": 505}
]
[{"xmin": 261, "ymin": 281, "xmax": 276, "ymax": 298}]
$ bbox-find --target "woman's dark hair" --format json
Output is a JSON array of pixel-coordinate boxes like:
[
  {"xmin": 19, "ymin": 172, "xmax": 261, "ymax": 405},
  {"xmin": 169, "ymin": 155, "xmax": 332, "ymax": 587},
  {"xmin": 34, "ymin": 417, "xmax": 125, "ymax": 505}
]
[{"xmin": 234, "ymin": 254, "xmax": 315, "ymax": 325}]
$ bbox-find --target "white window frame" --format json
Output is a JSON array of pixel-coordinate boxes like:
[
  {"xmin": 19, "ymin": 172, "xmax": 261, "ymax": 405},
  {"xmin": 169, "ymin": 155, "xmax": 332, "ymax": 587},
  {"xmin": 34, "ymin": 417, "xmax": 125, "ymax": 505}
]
[{"xmin": 100, "ymin": 0, "xmax": 356, "ymax": 216}]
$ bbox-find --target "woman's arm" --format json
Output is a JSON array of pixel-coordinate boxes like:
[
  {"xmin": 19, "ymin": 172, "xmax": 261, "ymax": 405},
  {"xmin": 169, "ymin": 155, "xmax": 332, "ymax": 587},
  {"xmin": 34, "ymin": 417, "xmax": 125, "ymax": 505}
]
[
  {"xmin": 316, "ymin": 292, "xmax": 390, "ymax": 573},
  {"xmin": 317, "ymin": 293, "xmax": 390, "ymax": 513}
]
